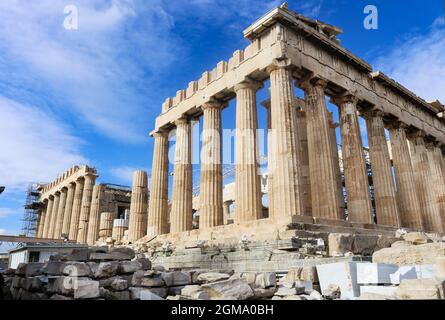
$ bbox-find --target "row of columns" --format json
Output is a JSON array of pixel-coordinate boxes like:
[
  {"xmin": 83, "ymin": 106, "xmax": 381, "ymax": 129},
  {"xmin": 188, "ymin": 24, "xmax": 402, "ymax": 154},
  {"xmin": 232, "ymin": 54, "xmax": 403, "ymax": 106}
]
[
  {"xmin": 145, "ymin": 64, "xmax": 445, "ymax": 238},
  {"xmin": 36, "ymin": 174, "xmax": 98, "ymax": 243}
]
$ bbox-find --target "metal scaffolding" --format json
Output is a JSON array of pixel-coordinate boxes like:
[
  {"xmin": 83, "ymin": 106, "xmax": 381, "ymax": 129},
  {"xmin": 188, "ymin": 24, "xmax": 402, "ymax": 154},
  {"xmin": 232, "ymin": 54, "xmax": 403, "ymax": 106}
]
[{"xmin": 21, "ymin": 183, "xmax": 42, "ymax": 237}]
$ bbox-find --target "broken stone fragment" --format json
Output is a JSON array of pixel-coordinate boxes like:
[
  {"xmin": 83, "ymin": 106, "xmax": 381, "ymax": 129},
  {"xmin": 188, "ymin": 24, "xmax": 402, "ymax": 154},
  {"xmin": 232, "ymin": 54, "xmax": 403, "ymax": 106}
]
[
  {"xmin": 22, "ymin": 275, "xmax": 48, "ymax": 292},
  {"xmin": 89, "ymin": 247, "xmax": 135, "ymax": 261},
  {"xmin": 92, "ymin": 262, "xmax": 120, "ymax": 279},
  {"xmin": 254, "ymin": 272, "xmax": 276, "ymax": 289},
  {"xmin": 323, "ymin": 284, "xmax": 341, "ymax": 299},
  {"xmin": 252, "ymin": 287, "xmax": 276, "ymax": 299},
  {"xmin": 328, "ymin": 233, "xmax": 354, "ymax": 257},
  {"xmin": 196, "ymin": 272, "xmax": 231, "ymax": 283},
  {"xmin": 395, "ymin": 278, "xmax": 445, "ymax": 300},
  {"xmin": 110, "ymin": 278, "xmax": 129, "ymax": 291},
  {"xmin": 201, "ymin": 278, "xmax": 254, "ymax": 300},
  {"xmin": 74, "ymin": 279, "xmax": 100, "ymax": 299},
  {"xmin": 118, "ymin": 260, "xmax": 142, "ymax": 274},
  {"xmin": 50, "ymin": 294, "xmax": 74, "ymax": 300},
  {"xmin": 402, "ymin": 232, "xmax": 431, "ymax": 245},
  {"xmin": 100, "ymin": 287, "xmax": 130, "ymax": 300},
  {"xmin": 16, "ymin": 263, "xmax": 44, "ymax": 277},
  {"xmin": 274, "ymin": 287, "xmax": 297, "ymax": 297}
]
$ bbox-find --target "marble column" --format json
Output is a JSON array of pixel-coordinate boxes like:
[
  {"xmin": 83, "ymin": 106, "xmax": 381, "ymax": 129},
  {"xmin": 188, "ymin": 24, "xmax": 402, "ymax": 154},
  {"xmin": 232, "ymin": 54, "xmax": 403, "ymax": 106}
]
[
  {"xmin": 99, "ymin": 212, "xmax": 116, "ymax": 239},
  {"xmin": 86, "ymin": 184, "xmax": 105, "ymax": 245},
  {"xmin": 77, "ymin": 174, "xmax": 96, "ymax": 243},
  {"xmin": 427, "ymin": 143, "xmax": 445, "ymax": 231},
  {"xmin": 364, "ymin": 110, "xmax": 399, "ymax": 227},
  {"xmin": 234, "ymin": 80, "xmax": 263, "ymax": 222},
  {"xmin": 61, "ymin": 183, "xmax": 75, "ymax": 237},
  {"xmin": 223, "ymin": 201, "xmax": 232, "ymax": 224},
  {"xmin": 42, "ymin": 197, "xmax": 54, "ymax": 238},
  {"xmin": 388, "ymin": 123, "xmax": 423, "ymax": 230},
  {"xmin": 302, "ymin": 78, "xmax": 342, "ymax": 220},
  {"xmin": 147, "ymin": 131, "xmax": 169, "ymax": 236},
  {"xmin": 37, "ymin": 201, "xmax": 47, "ymax": 238},
  {"xmin": 53, "ymin": 188, "xmax": 68, "ymax": 238},
  {"xmin": 268, "ymin": 64, "xmax": 304, "ymax": 218},
  {"xmin": 409, "ymin": 133, "xmax": 443, "ymax": 233},
  {"xmin": 48, "ymin": 192, "xmax": 60, "ymax": 238},
  {"xmin": 199, "ymin": 101, "xmax": 224, "ymax": 228},
  {"xmin": 128, "ymin": 171, "xmax": 149, "ymax": 241},
  {"xmin": 328, "ymin": 112, "xmax": 346, "ymax": 216},
  {"xmin": 69, "ymin": 179, "xmax": 84, "ymax": 241},
  {"xmin": 170, "ymin": 118, "xmax": 193, "ymax": 233},
  {"xmin": 336, "ymin": 95, "xmax": 372, "ymax": 224}
]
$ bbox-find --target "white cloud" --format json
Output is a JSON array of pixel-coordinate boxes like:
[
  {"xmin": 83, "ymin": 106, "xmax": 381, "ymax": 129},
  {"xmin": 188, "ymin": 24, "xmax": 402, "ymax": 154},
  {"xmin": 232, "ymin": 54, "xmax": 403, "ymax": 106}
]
[
  {"xmin": 0, "ymin": 96, "xmax": 87, "ymax": 190},
  {"xmin": 374, "ymin": 18, "xmax": 445, "ymax": 103}
]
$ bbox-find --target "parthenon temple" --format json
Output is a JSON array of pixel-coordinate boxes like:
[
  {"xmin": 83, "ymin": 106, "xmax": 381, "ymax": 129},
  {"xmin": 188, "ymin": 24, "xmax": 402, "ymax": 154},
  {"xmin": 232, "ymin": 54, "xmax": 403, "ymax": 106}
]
[
  {"xmin": 146, "ymin": 5, "xmax": 445, "ymax": 240},
  {"xmin": 34, "ymin": 6, "xmax": 445, "ymax": 247}
]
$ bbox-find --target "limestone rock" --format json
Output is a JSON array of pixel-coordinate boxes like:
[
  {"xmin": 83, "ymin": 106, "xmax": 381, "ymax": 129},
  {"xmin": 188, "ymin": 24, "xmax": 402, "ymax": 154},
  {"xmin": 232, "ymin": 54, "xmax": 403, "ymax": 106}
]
[
  {"xmin": 300, "ymin": 266, "xmax": 318, "ymax": 283},
  {"xmin": 100, "ymin": 287, "xmax": 130, "ymax": 300},
  {"xmin": 162, "ymin": 271, "xmax": 191, "ymax": 287},
  {"xmin": 309, "ymin": 290, "xmax": 323, "ymax": 300},
  {"xmin": 89, "ymin": 247, "xmax": 135, "ymax": 261},
  {"xmin": 352, "ymin": 235, "xmax": 379, "ymax": 256},
  {"xmin": 63, "ymin": 262, "xmax": 91, "ymax": 277},
  {"xmin": 282, "ymin": 295, "xmax": 306, "ymax": 300},
  {"xmin": 22, "ymin": 276, "xmax": 48, "ymax": 292},
  {"xmin": 74, "ymin": 279, "xmax": 100, "ymax": 299},
  {"xmin": 437, "ymin": 257, "xmax": 445, "ymax": 278},
  {"xmin": 92, "ymin": 262, "xmax": 119, "ymax": 279},
  {"xmin": 118, "ymin": 260, "xmax": 142, "ymax": 274},
  {"xmin": 110, "ymin": 278, "xmax": 128, "ymax": 291},
  {"xmin": 196, "ymin": 272, "xmax": 231, "ymax": 283},
  {"xmin": 16, "ymin": 263, "xmax": 44, "ymax": 277},
  {"xmin": 136, "ymin": 258, "xmax": 152, "ymax": 270},
  {"xmin": 181, "ymin": 285, "xmax": 202, "ymax": 297},
  {"xmin": 323, "ymin": 284, "xmax": 341, "ymax": 299},
  {"xmin": 253, "ymin": 287, "xmax": 276, "ymax": 299},
  {"xmin": 274, "ymin": 287, "xmax": 297, "ymax": 297},
  {"xmin": 42, "ymin": 261, "xmax": 65, "ymax": 276},
  {"xmin": 140, "ymin": 290, "xmax": 165, "ymax": 300},
  {"xmin": 395, "ymin": 278, "xmax": 445, "ymax": 300},
  {"xmin": 359, "ymin": 292, "xmax": 395, "ymax": 300},
  {"xmin": 47, "ymin": 277, "xmax": 76, "ymax": 296},
  {"xmin": 201, "ymin": 278, "xmax": 254, "ymax": 300},
  {"xmin": 284, "ymin": 267, "xmax": 302, "ymax": 282},
  {"xmin": 328, "ymin": 233, "xmax": 354, "ymax": 257},
  {"xmin": 295, "ymin": 280, "xmax": 313, "ymax": 294},
  {"xmin": 254, "ymin": 272, "xmax": 276, "ymax": 289},
  {"xmin": 402, "ymin": 232, "xmax": 431, "ymax": 245},
  {"xmin": 373, "ymin": 242, "xmax": 445, "ymax": 265}
]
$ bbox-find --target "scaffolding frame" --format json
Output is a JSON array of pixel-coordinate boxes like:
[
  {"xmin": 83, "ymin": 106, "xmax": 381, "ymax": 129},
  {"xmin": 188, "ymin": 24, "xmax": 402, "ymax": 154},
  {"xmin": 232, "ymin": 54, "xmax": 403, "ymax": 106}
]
[{"xmin": 21, "ymin": 183, "xmax": 42, "ymax": 237}]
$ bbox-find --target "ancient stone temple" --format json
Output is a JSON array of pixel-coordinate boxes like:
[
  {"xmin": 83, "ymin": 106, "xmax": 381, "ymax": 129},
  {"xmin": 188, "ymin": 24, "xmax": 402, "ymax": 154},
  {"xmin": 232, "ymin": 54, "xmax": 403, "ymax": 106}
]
[
  {"xmin": 145, "ymin": 5, "xmax": 445, "ymax": 242},
  {"xmin": 35, "ymin": 166, "xmax": 132, "ymax": 245}
]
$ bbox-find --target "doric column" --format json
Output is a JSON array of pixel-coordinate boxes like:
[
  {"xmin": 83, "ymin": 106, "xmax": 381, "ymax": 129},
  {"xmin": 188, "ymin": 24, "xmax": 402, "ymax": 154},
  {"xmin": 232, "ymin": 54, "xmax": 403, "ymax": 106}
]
[
  {"xmin": 53, "ymin": 188, "xmax": 68, "ymax": 238},
  {"xmin": 199, "ymin": 101, "xmax": 224, "ymax": 228},
  {"xmin": 302, "ymin": 78, "xmax": 342, "ymax": 220},
  {"xmin": 99, "ymin": 212, "xmax": 116, "ymax": 239},
  {"xmin": 328, "ymin": 112, "xmax": 346, "ymax": 215},
  {"xmin": 267, "ymin": 63, "xmax": 304, "ymax": 218},
  {"xmin": 37, "ymin": 200, "xmax": 48, "ymax": 238},
  {"xmin": 48, "ymin": 192, "xmax": 60, "ymax": 238},
  {"xmin": 234, "ymin": 80, "xmax": 263, "ymax": 222},
  {"xmin": 170, "ymin": 118, "xmax": 193, "ymax": 233},
  {"xmin": 223, "ymin": 201, "xmax": 232, "ymax": 224},
  {"xmin": 69, "ymin": 179, "xmax": 84, "ymax": 241},
  {"xmin": 409, "ymin": 132, "xmax": 443, "ymax": 232},
  {"xmin": 147, "ymin": 131, "xmax": 169, "ymax": 236},
  {"xmin": 77, "ymin": 174, "xmax": 96, "ymax": 244},
  {"xmin": 112, "ymin": 219, "xmax": 128, "ymax": 242},
  {"xmin": 61, "ymin": 183, "xmax": 75, "ymax": 237},
  {"xmin": 86, "ymin": 184, "xmax": 105, "ymax": 245},
  {"xmin": 128, "ymin": 171, "xmax": 149, "ymax": 241},
  {"xmin": 427, "ymin": 142, "xmax": 445, "ymax": 230},
  {"xmin": 42, "ymin": 196, "xmax": 54, "ymax": 238},
  {"xmin": 364, "ymin": 110, "xmax": 400, "ymax": 227},
  {"xmin": 388, "ymin": 123, "xmax": 423, "ymax": 230},
  {"xmin": 335, "ymin": 94, "xmax": 372, "ymax": 223}
]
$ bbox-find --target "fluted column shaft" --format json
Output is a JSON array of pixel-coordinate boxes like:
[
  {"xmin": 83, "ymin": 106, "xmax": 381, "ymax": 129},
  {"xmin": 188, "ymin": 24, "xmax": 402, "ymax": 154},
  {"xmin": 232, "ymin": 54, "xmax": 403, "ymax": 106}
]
[
  {"xmin": 365, "ymin": 111, "xmax": 399, "ymax": 227},
  {"xmin": 328, "ymin": 112, "xmax": 346, "ymax": 215},
  {"xmin": 199, "ymin": 101, "xmax": 224, "ymax": 228},
  {"xmin": 77, "ymin": 175, "xmax": 96, "ymax": 243},
  {"xmin": 262, "ymin": 101, "xmax": 275, "ymax": 217},
  {"xmin": 37, "ymin": 202, "xmax": 47, "ymax": 238},
  {"xmin": 409, "ymin": 135, "xmax": 443, "ymax": 232},
  {"xmin": 86, "ymin": 184, "xmax": 105, "ymax": 245},
  {"xmin": 53, "ymin": 188, "xmax": 68, "ymax": 238},
  {"xmin": 430, "ymin": 145, "xmax": 445, "ymax": 228},
  {"xmin": 99, "ymin": 212, "xmax": 116, "ymax": 239},
  {"xmin": 170, "ymin": 119, "xmax": 193, "ymax": 233},
  {"xmin": 48, "ymin": 193, "xmax": 60, "ymax": 238},
  {"xmin": 128, "ymin": 171, "xmax": 149, "ymax": 241},
  {"xmin": 42, "ymin": 197, "xmax": 54, "ymax": 238},
  {"xmin": 69, "ymin": 179, "xmax": 84, "ymax": 240},
  {"xmin": 61, "ymin": 183, "xmax": 75, "ymax": 237},
  {"xmin": 234, "ymin": 81, "xmax": 262, "ymax": 222},
  {"xmin": 389, "ymin": 124, "xmax": 423, "ymax": 230},
  {"xmin": 147, "ymin": 131, "xmax": 169, "ymax": 236},
  {"xmin": 303, "ymin": 79, "xmax": 342, "ymax": 220},
  {"xmin": 337, "ymin": 96, "xmax": 372, "ymax": 223},
  {"xmin": 268, "ymin": 65, "xmax": 304, "ymax": 218}
]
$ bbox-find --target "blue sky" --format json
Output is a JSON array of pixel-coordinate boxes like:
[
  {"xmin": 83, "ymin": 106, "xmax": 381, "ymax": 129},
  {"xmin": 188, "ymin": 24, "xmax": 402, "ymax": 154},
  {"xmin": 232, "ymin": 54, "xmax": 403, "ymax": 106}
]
[{"xmin": 0, "ymin": 0, "xmax": 444, "ymax": 250}]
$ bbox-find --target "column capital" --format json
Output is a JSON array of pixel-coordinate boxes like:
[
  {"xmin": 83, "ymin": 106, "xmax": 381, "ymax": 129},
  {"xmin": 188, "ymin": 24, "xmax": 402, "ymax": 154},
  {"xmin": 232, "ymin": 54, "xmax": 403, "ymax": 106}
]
[
  {"xmin": 234, "ymin": 78, "xmax": 263, "ymax": 92},
  {"xmin": 361, "ymin": 107, "xmax": 385, "ymax": 120},
  {"xmin": 298, "ymin": 76, "xmax": 328, "ymax": 91},
  {"xmin": 173, "ymin": 116, "xmax": 190, "ymax": 127},
  {"xmin": 406, "ymin": 129, "xmax": 426, "ymax": 141},
  {"xmin": 265, "ymin": 58, "xmax": 292, "ymax": 74},
  {"xmin": 201, "ymin": 99, "xmax": 225, "ymax": 111},
  {"xmin": 330, "ymin": 92, "xmax": 359, "ymax": 106},
  {"xmin": 386, "ymin": 120, "xmax": 409, "ymax": 131},
  {"xmin": 152, "ymin": 129, "xmax": 169, "ymax": 139}
]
